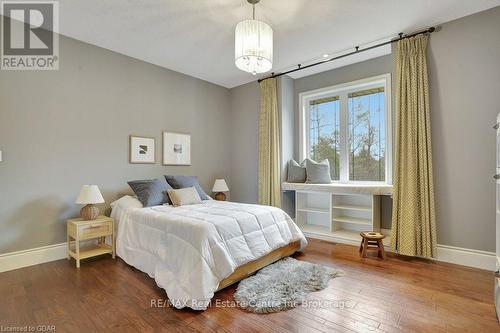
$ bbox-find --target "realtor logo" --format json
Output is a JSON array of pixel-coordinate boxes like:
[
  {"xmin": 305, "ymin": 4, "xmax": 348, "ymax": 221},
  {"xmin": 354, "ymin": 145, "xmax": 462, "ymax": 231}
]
[{"xmin": 1, "ymin": 1, "xmax": 59, "ymax": 70}]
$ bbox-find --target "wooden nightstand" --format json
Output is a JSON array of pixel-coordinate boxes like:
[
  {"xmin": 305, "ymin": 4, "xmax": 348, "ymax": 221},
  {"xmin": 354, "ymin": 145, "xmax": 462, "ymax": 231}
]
[{"xmin": 67, "ymin": 216, "xmax": 115, "ymax": 268}]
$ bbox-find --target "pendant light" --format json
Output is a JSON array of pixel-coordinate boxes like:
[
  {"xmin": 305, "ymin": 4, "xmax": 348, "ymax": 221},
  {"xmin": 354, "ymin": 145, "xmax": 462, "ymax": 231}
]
[{"xmin": 234, "ymin": 0, "xmax": 273, "ymax": 75}]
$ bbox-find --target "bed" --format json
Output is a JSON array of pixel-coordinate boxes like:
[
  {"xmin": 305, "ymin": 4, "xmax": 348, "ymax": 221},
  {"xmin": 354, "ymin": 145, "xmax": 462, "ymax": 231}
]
[{"xmin": 110, "ymin": 196, "xmax": 307, "ymax": 310}]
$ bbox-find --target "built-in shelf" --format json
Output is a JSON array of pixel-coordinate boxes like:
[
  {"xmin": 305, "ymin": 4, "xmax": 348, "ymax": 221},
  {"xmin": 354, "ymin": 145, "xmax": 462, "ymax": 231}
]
[
  {"xmin": 301, "ymin": 224, "xmax": 331, "ymax": 235},
  {"xmin": 297, "ymin": 207, "xmax": 329, "ymax": 214},
  {"xmin": 332, "ymin": 216, "xmax": 372, "ymax": 225},
  {"xmin": 332, "ymin": 204, "xmax": 372, "ymax": 212},
  {"xmin": 295, "ymin": 189, "xmax": 388, "ymax": 246},
  {"xmin": 331, "ymin": 229, "xmax": 361, "ymax": 241},
  {"xmin": 296, "ymin": 226, "xmax": 390, "ymax": 246}
]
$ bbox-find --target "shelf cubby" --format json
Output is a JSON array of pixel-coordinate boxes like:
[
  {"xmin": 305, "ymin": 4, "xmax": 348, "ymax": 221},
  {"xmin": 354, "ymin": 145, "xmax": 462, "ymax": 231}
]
[{"xmin": 295, "ymin": 190, "xmax": 383, "ymax": 244}]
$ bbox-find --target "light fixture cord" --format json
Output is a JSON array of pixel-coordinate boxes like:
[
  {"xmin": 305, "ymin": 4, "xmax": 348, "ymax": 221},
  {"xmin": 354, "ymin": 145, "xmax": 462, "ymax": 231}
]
[{"xmin": 252, "ymin": 3, "xmax": 255, "ymax": 19}]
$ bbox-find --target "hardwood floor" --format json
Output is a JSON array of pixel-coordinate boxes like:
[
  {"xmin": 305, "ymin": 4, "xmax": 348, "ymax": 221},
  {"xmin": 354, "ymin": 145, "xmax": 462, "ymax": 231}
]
[{"xmin": 0, "ymin": 238, "xmax": 498, "ymax": 332}]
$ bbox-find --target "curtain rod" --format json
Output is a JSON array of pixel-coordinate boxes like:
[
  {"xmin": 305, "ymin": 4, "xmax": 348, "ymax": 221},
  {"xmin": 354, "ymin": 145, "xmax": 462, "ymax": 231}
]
[{"xmin": 257, "ymin": 27, "xmax": 436, "ymax": 83}]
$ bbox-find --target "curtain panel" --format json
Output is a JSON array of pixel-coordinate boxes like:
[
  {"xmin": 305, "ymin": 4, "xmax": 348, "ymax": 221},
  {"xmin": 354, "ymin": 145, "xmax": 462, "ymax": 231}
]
[
  {"xmin": 391, "ymin": 34, "xmax": 437, "ymax": 258},
  {"xmin": 258, "ymin": 78, "xmax": 281, "ymax": 207}
]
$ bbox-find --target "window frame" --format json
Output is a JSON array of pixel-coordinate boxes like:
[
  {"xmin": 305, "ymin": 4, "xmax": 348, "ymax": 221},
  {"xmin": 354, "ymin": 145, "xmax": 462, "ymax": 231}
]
[{"xmin": 299, "ymin": 73, "xmax": 392, "ymax": 184}]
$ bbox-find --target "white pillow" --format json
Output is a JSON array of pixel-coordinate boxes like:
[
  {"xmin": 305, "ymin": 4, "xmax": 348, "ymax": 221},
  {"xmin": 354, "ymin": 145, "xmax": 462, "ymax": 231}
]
[
  {"xmin": 110, "ymin": 195, "xmax": 143, "ymax": 223},
  {"xmin": 110, "ymin": 195, "xmax": 143, "ymax": 210},
  {"xmin": 167, "ymin": 186, "xmax": 202, "ymax": 206}
]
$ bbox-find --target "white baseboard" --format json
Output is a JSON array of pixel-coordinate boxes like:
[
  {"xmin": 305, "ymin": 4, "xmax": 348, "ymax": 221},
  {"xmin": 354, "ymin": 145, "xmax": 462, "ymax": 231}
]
[
  {"xmin": 434, "ymin": 244, "xmax": 496, "ymax": 271},
  {"xmin": 0, "ymin": 242, "xmax": 67, "ymax": 273},
  {"xmin": 0, "ymin": 237, "xmax": 496, "ymax": 273},
  {"xmin": 303, "ymin": 232, "xmax": 496, "ymax": 271},
  {"xmin": 0, "ymin": 239, "xmax": 108, "ymax": 273}
]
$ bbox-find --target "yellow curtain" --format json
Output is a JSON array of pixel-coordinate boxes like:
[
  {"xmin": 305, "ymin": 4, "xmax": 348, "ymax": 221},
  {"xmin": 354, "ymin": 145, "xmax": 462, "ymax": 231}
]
[
  {"xmin": 391, "ymin": 34, "xmax": 437, "ymax": 258},
  {"xmin": 258, "ymin": 78, "xmax": 281, "ymax": 207}
]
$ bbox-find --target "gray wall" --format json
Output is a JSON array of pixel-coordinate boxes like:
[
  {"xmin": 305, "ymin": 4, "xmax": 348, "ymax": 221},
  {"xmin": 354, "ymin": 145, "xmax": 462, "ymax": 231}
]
[
  {"xmin": 0, "ymin": 33, "xmax": 231, "ymax": 254},
  {"xmin": 229, "ymin": 81, "xmax": 260, "ymax": 204},
  {"xmin": 228, "ymin": 6, "xmax": 500, "ymax": 252},
  {"xmin": 228, "ymin": 76, "xmax": 296, "ymax": 208},
  {"xmin": 427, "ymin": 6, "xmax": 500, "ymax": 251}
]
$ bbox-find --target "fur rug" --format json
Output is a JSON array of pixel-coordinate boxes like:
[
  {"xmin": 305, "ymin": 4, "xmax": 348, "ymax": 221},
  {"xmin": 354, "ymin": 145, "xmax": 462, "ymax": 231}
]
[{"xmin": 234, "ymin": 257, "xmax": 344, "ymax": 313}]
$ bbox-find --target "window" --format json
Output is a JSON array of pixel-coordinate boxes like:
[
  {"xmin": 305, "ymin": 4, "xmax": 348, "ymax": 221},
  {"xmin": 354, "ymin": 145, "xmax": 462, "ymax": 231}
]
[
  {"xmin": 308, "ymin": 96, "xmax": 341, "ymax": 180},
  {"xmin": 299, "ymin": 74, "xmax": 391, "ymax": 184}
]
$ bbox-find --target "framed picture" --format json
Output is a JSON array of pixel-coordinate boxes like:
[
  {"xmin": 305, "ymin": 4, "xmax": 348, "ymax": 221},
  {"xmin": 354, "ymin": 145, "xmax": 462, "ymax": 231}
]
[
  {"xmin": 129, "ymin": 135, "xmax": 156, "ymax": 164},
  {"xmin": 163, "ymin": 131, "xmax": 191, "ymax": 165}
]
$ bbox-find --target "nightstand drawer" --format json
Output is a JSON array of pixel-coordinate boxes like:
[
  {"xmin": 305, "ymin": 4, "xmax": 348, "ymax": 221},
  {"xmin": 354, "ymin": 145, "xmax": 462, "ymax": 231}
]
[{"xmin": 78, "ymin": 222, "xmax": 111, "ymax": 238}]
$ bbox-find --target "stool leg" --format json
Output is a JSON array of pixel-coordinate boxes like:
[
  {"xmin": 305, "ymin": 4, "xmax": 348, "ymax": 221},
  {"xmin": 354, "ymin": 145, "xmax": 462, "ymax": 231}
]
[
  {"xmin": 361, "ymin": 238, "xmax": 368, "ymax": 258},
  {"xmin": 377, "ymin": 239, "xmax": 386, "ymax": 259},
  {"xmin": 359, "ymin": 239, "xmax": 364, "ymax": 253}
]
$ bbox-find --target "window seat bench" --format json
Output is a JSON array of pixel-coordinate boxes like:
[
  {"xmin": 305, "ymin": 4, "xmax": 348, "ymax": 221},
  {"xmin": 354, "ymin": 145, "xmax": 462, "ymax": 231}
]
[
  {"xmin": 281, "ymin": 182, "xmax": 393, "ymax": 196},
  {"xmin": 281, "ymin": 182, "xmax": 393, "ymax": 246}
]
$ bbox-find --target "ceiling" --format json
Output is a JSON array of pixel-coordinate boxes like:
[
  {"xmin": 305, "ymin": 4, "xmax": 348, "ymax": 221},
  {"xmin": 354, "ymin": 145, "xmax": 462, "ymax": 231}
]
[{"xmin": 50, "ymin": 0, "xmax": 500, "ymax": 88}]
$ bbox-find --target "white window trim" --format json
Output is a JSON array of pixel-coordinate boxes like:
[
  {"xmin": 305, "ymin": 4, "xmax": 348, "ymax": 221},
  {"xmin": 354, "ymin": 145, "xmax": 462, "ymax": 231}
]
[{"xmin": 299, "ymin": 73, "xmax": 392, "ymax": 185}]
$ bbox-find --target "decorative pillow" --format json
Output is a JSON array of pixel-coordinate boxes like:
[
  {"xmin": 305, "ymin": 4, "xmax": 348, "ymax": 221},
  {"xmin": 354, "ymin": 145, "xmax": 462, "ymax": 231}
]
[
  {"xmin": 127, "ymin": 178, "xmax": 173, "ymax": 207},
  {"xmin": 287, "ymin": 159, "xmax": 306, "ymax": 183},
  {"xmin": 167, "ymin": 187, "xmax": 202, "ymax": 206},
  {"xmin": 164, "ymin": 175, "xmax": 210, "ymax": 200},
  {"xmin": 110, "ymin": 195, "xmax": 144, "ymax": 222},
  {"xmin": 305, "ymin": 159, "xmax": 332, "ymax": 184}
]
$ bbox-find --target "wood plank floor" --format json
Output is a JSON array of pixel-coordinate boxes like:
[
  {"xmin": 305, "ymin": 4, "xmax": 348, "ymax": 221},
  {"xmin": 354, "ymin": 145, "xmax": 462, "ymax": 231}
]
[{"xmin": 0, "ymin": 238, "xmax": 498, "ymax": 333}]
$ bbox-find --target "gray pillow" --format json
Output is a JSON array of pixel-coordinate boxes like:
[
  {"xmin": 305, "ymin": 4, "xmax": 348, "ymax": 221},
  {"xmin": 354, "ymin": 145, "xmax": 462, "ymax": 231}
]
[
  {"xmin": 305, "ymin": 159, "xmax": 332, "ymax": 184},
  {"xmin": 287, "ymin": 159, "xmax": 306, "ymax": 183},
  {"xmin": 127, "ymin": 178, "xmax": 173, "ymax": 207},
  {"xmin": 164, "ymin": 175, "xmax": 210, "ymax": 200}
]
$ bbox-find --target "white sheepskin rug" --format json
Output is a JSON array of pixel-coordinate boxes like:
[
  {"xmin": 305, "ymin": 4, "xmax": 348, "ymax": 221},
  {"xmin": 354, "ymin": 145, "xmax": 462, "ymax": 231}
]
[{"xmin": 234, "ymin": 257, "xmax": 344, "ymax": 313}]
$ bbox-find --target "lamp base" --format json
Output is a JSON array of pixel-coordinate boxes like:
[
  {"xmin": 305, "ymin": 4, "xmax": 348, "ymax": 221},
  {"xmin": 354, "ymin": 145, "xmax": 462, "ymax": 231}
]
[
  {"xmin": 80, "ymin": 204, "xmax": 99, "ymax": 220},
  {"xmin": 214, "ymin": 192, "xmax": 226, "ymax": 201}
]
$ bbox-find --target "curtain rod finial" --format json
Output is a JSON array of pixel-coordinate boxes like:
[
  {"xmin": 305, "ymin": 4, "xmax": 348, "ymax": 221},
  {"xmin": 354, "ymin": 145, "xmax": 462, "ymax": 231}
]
[{"xmin": 428, "ymin": 27, "xmax": 435, "ymax": 33}]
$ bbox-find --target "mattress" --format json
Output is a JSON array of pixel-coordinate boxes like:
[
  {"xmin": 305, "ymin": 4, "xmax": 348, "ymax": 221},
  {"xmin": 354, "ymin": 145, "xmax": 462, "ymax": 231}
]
[{"xmin": 110, "ymin": 196, "xmax": 307, "ymax": 310}]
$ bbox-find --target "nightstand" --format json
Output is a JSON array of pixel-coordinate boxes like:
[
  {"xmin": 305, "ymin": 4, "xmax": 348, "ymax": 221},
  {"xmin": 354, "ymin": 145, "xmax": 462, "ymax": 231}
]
[{"xmin": 67, "ymin": 216, "xmax": 115, "ymax": 268}]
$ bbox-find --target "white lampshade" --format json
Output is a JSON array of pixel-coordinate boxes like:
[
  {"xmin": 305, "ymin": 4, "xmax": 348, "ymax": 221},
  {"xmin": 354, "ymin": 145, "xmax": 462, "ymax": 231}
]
[
  {"xmin": 235, "ymin": 19, "xmax": 273, "ymax": 75},
  {"xmin": 212, "ymin": 179, "xmax": 229, "ymax": 192},
  {"xmin": 75, "ymin": 185, "xmax": 105, "ymax": 204}
]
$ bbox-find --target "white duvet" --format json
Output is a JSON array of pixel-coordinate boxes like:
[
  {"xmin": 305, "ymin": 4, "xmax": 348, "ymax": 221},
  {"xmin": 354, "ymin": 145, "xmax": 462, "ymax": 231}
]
[{"xmin": 111, "ymin": 196, "xmax": 307, "ymax": 310}]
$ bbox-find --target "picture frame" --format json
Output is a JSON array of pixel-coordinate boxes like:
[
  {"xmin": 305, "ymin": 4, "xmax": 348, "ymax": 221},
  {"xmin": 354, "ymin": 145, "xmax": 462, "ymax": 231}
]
[
  {"xmin": 129, "ymin": 135, "xmax": 156, "ymax": 164},
  {"xmin": 163, "ymin": 131, "xmax": 191, "ymax": 165}
]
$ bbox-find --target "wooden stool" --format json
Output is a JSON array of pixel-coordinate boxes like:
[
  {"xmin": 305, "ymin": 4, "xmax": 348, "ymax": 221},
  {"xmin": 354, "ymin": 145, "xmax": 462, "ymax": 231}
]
[{"xmin": 359, "ymin": 231, "xmax": 386, "ymax": 259}]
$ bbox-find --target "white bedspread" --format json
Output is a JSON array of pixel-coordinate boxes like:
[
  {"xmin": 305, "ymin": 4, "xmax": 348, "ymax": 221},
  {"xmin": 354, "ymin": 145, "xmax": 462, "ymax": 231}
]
[{"xmin": 111, "ymin": 197, "xmax": 306, "ymax": 310}]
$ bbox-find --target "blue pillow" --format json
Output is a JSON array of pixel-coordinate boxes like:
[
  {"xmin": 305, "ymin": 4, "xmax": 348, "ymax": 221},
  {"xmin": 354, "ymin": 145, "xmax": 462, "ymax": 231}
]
[
  {"xmin": 127, "ymin": 178, "xmax": 173, "ymax": 207},
  {"xmin": 164, "ymin": 175, "xmax": 210, "ymax": 200}
]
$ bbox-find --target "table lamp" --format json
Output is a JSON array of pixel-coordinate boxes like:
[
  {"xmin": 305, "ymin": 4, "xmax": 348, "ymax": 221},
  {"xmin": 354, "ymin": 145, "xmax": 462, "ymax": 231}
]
[
  {"xmin": 75, "ymin": 185, "xmax": 105, "ymax": 220},
  {"xmin": 212, "ymin": 179, "xmax": 229, "ymax": 201}
]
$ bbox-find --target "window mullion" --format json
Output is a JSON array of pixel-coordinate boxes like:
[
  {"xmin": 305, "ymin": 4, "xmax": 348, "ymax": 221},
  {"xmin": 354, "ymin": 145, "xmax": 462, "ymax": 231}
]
[{"xmin": 339, "ymin": 92, "xmax": 349, "ymax": 183}]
